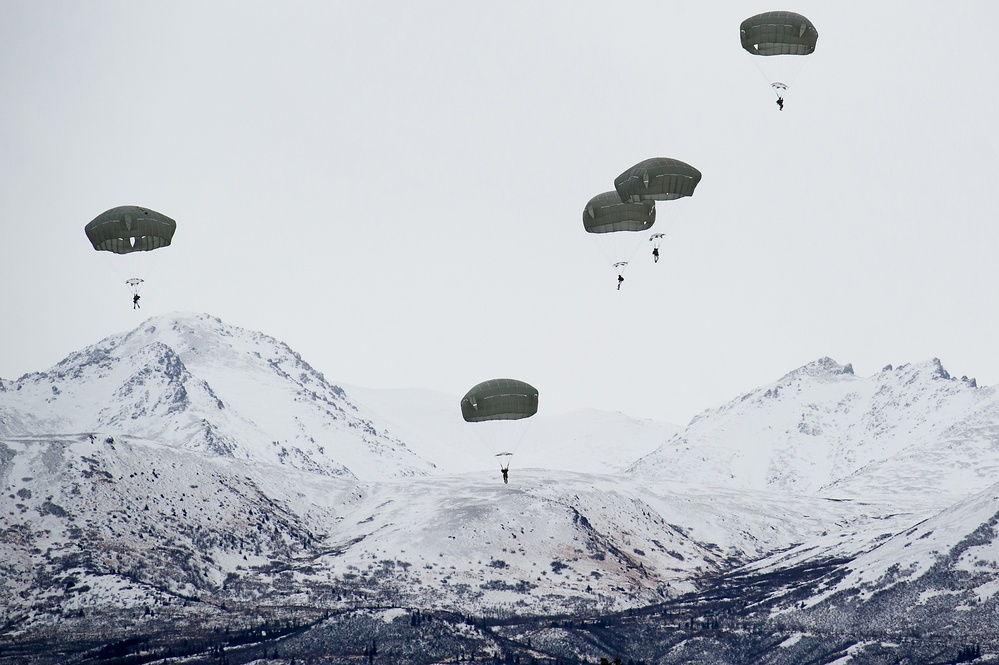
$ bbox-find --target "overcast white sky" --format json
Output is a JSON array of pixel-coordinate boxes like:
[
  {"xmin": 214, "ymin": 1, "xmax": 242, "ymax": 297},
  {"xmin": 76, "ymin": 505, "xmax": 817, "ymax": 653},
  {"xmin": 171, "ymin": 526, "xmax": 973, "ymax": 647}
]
[{"xmin": 2, "ymin": 2, "xmax": 998, "ymax": 425}]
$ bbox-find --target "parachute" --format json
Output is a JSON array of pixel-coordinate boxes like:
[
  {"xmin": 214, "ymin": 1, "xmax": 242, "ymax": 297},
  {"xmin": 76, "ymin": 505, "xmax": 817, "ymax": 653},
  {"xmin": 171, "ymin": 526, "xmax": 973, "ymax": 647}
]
[
  {"xmin": 461, "ymin": 378, "xmax": 538, "ymax": 476},
  {"xmin": 461, "ymin": 378, "xmax": 539, "ymax": 422},
  {"xmin": 583, "ymin": 192, "xmax": 656, "ymax": 234},
  {"xmin": 740, "ymin": 11, "xmax": 818, "ymax": 99},
  {"xmin": 608, "ymin": 158, "xmax": 700, "ymax": 267},
  {"xmin": 614, "ymin": 158, "xmax": 701, "ymax": 204},
  {"xmin": 582, "ymin": 191, "xmax": 656, "ymax": 276},
  {"xmin": 85, "ymin": 206, "xmax": 176, "ymax": 254},
  {"xmin": 85, "ymin": 206, "xmax": 176, "ymax": 297}
]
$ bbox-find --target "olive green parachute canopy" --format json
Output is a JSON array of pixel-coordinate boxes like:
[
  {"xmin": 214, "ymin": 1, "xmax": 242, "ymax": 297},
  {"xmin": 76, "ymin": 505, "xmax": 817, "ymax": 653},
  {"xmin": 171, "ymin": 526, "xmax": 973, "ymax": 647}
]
[
  {"xmin": 85, "ymin": 206, "xmax": 177, "ymax": 254},
  {"xmin": 614, "ymin": 158, "xmax": 702, "ymax": 204},
  {"xmin": 461, "ymin": 379, "xmax": 539, "ymax": 423},
  {"xmin": 740, "ymin": 11, "xmax": 818, "ymax": 56},
  {"xmin": 582, "ymin": 192, "xmax": 656, "ymax": 234}
]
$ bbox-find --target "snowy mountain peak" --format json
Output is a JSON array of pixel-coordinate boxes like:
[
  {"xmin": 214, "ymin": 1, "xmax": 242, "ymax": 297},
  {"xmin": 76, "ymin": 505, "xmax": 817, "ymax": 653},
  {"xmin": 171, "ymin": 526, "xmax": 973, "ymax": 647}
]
[
  {"xmin": 0, "ymin": 313, "xmax": 436, "ymax": 480},
  {"xmin": 781, "ymin": 356, "xmax": 855, "ymax": 382},
  {"xmin": 684, "ymin": 357, "xmax": 859, "ymax": 429},
  {"xmin": 930, "ymin": 356, "xmax": 950, "ymax": 379}
]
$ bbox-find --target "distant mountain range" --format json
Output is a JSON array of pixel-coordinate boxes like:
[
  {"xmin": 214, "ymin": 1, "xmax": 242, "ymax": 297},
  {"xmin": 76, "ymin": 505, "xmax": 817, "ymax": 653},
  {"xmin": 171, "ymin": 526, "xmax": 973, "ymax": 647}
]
[{"xmin": 3, "ymin": 313, "xmax": 999, "ymax": 664}]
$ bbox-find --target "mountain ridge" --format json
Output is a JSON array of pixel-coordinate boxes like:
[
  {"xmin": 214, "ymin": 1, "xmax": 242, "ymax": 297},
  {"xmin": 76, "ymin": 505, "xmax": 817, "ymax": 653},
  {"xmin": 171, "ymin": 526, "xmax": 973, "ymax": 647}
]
[{"xmin": 629, "ymin": 355, "xmax": 992, "ymax": 499}]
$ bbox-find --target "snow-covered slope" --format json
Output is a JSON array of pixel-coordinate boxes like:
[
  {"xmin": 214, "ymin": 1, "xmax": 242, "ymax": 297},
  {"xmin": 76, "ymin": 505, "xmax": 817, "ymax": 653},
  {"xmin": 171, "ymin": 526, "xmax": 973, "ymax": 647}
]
[
  {"xmin": 629, "ymin": 357, "xmax": 994, "ymax": 499},
  {"xmin": 0, "ymin": 433, "xmax": 914, "ymax": 635},
  {"xmin": 0, "ymin": 313, "xmax": 434, "ymax": 480},
  {"xmin": 713, "ymin": 482, "xmax": 999, "ymax": 662},
  {"xmin": 805, "ymin": 481, "xmax": 999, "ymax": 607}
]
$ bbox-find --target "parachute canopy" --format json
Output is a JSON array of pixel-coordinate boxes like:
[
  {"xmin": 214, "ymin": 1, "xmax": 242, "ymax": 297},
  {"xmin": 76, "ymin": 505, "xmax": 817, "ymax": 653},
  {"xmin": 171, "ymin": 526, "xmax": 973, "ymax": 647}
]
[
  {"xmin": 85, "ymin": 206, "xmax": 177, "ymax": 255},
  {"xmin": 740, "ymin": 11, "xmax": 818, "ymax": 56},
  {"xmin": 614, "ymin": 158, "xmax": 702, "ymax": 204},
  {"xmin": 582, "ymin": 192, "xmax": 656, "ymax": 235},
  {"xmin": 461, "ymin": 379, "xmax": 539, "ymax": 423}
]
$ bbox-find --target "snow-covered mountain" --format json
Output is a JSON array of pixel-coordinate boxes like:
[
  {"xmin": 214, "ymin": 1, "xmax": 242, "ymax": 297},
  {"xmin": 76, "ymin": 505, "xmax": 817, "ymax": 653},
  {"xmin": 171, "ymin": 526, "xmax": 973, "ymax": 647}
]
[
  {"xmin": 629, "ymin": 357, "xmax": 995, "ymax": 500},
  {"xmin": 6, "ymin": 314, "xmax": 999, "ymax": 663},
  {"xmin": 0, "ymin": 313, "xmax": 435, "ymax": 480}
]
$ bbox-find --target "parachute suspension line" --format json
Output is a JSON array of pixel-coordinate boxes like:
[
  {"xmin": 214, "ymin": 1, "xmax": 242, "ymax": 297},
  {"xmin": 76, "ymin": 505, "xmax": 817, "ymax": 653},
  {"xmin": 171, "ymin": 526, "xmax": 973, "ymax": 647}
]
[
  {"xmin": 97, "ymin": 250, "xmax": 135, "ymax": 296},
  {"xmin": 750, "ymin": 56, "xmax": 774, "ymax": 90},
  {"xmin": 750, "ymin": 57, "xmax": 787, "ymax": 98},
  {"xmin": 586, "ymin": 230, "xmax": 646, "ymax": 278},
  {"xmin": 644, "ymin": 200, "xmax": 690, "ymax": 262},
  {"xmin": 750, "ymin": 55, "xmax": 809, "ymax": 101},
  {"xmin": 617, "ymin": 234, "xmax": 647, "ymax": 273},
  {"xmin": 133, "ymin": 244, "xmax": 168, "ymax": 294},
  {"xmin": 504, "ymin": 416, "xmax": 536, "ymax": 460},
  {"xmin": 95, "ymin": 240, "xmax": 161, "ymax": 297},
  {"xmin": 466, "ymin": 418, "xmax": 534, "ymax": 470}
]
